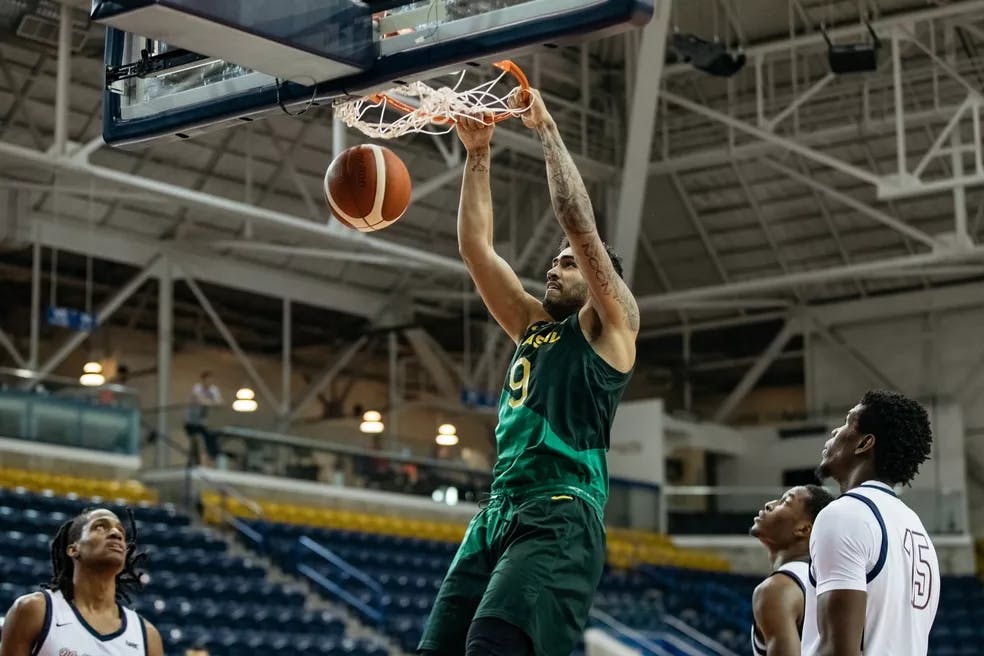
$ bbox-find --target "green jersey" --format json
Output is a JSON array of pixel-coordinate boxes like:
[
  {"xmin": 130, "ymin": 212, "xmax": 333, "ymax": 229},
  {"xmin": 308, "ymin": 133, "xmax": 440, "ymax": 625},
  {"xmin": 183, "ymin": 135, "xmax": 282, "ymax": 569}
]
[{"xmin": 490, "ymin": 312, "xmax": 632, "ymax": 516}]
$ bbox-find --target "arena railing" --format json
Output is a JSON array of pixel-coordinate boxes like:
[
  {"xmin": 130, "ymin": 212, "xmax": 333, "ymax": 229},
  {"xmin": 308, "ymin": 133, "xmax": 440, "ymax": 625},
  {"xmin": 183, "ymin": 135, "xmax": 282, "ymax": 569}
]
[
  {"xmin": 587, "ymin": 606, "xmax": 740, "ymax": 656},
  {"xmin": 141, "ymin": 422, "xmax": 663, "ymax": 531},
  {"xmin": 0, "ymin": 367, "xmax": 141, "ymax": 455},
  {"xmin": 295, "ymin": 535, "xmax": 386, "ymax": 627}
]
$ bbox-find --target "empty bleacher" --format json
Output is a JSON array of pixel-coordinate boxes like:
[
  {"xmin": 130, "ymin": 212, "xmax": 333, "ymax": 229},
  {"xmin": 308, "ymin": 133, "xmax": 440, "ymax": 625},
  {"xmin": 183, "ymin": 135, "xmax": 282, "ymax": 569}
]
[
  {"xmin": 203, "ymin": 493, "xmax": 735, "ymax": 653},
  {"xmin": 4, "ymin": 468, "xmax": 981, "ymax": 655},
  {"xmin": 0, "ymin": 469, "xmax": 388, "ymax": 656}
]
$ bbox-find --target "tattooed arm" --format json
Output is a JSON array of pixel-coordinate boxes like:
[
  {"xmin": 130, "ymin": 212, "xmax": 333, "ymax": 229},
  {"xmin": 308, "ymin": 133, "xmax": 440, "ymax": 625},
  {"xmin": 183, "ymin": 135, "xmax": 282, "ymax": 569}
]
[
  {"xmin": 513, "ymin": 90, "xmax": 640, "ymax": 337},
  {"xmin": 455, "ymin": 114, "xmax": 548, "ymax": 343}
]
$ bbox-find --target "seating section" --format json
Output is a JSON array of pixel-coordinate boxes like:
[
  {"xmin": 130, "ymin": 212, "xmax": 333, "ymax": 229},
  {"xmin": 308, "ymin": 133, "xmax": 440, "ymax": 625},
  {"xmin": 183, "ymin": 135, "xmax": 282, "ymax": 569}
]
[
  {"xmin": 0, "ymin": 467, "xmax": 156, "ymax": 503},
  {"xmin": 0, "ymin": 477, "xmax": 388, "ymax": 656},
  {"xmin": 209, "ymin": 494, "xmax": 984, "ymax": 655},
  {"xmin": 931, "ymin": 575, "xmax": 984, "ymax": 656},
  {"xmin": 10, "ymin": 475, "xmax": 980, "ymax": 656},
  {"xmin": 203, "ymin": 494, "xmax": 730, "ymax": 653},
  {"xmin": 607, "ymin": 527, "xmax": 730, "ymax": 571},
  {"xmin": 203, "ymin": 493, "xmax": 731, "ymax": 572},
  {"xmin": 609, "ymin": 566, "xmax": 984, "ymax": 656},
  {"xmin": 629, "ymin": 566, "xmax": 758, "ymax": 653}
]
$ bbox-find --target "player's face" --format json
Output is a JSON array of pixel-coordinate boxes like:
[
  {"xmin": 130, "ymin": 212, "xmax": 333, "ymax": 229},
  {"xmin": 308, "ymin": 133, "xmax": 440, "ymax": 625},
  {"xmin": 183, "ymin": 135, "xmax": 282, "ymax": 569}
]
[
  {"xmin": 69, "ymin": 509, "xmax": 127, "ymax": 573},
  {"xmin": 749, "ymin": 486, "xmax": 811, "ymax": 545},
  {"xmin": 818, "ymin": 404, "xmax": 864, "ymax": 480},
  {"xmin": 542, "ymin": 247, "xmax": 589, "ymax": 320}
]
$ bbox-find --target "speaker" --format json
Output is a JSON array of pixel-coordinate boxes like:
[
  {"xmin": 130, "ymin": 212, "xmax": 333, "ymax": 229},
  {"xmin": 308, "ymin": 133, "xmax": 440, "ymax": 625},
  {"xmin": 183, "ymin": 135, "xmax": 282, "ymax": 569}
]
[{"xmin": 822, "ymin": 22, "xmax": 881, "ymax": 74}]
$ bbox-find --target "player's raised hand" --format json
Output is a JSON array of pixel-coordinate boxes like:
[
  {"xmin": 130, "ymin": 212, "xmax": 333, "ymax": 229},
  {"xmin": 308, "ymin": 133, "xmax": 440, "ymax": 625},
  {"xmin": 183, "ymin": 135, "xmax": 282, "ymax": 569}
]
[
  {"xmin": 455, "ymin": 111, "xmax": 495, "ymax": 153},
  {"xmin": 509, "ymin": 87, "xmax": 553, "ymax": 130}
]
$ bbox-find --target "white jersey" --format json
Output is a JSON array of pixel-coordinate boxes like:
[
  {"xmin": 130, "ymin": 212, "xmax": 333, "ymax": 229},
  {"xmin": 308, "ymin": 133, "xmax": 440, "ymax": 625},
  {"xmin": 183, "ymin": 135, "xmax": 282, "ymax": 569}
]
[
  {"xmin": 805, "ymin": 481, "xmax": 940, "ymax": 655},
  {"xmin": 750, "ymin": 560, "xmax": 817, "ymax": 656},
  {"xmin": 34, "ymin": 589, "xmax": 148, "ymax": 656}
]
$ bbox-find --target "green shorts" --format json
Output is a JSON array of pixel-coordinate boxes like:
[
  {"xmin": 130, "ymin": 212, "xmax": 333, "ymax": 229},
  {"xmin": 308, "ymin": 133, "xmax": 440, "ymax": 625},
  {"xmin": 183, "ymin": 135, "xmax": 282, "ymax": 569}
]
[{"xmin": 417, "ymin": 493, "xmax": 606, "ymax": 656}]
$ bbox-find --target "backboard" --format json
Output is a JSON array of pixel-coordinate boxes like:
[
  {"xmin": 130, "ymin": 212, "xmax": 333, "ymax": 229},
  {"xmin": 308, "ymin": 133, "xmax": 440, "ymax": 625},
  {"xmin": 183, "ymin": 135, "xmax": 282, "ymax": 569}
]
[{"xmin": 94, "ymin": 0, "xmax": 655, "ymax": 146}]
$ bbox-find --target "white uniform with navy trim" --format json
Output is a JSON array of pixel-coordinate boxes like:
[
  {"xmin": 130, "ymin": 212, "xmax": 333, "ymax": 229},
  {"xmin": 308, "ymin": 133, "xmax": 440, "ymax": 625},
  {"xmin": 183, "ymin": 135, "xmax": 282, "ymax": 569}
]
[
  {"xmin": 750, "ymin": 560, "xmax": 817, "ymax": 656},
  {"xmin": 804, "ymin": 481, "xmax": 940, "ymax": 655},
  {"xmin": 33, "ymin": 589, "xmax": 148, "ymax": 656}
]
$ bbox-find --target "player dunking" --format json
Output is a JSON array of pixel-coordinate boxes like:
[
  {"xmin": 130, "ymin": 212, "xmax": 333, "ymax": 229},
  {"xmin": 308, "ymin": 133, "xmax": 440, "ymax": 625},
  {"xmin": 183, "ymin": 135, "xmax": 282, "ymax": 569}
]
[
  {"xmin": 807, "ymin": 390, "xmax": 940, "ymax": 655},
  {"xmin": 749, "ymin": 485, "xmax": 833, "ymax": 656},
  {"xmin": 417, "ymin": 90, "xmax": 638, "ymax": 656},
  {"xmin": 0, "ymin": 508, "xmax": 164, "ymax": 656}
]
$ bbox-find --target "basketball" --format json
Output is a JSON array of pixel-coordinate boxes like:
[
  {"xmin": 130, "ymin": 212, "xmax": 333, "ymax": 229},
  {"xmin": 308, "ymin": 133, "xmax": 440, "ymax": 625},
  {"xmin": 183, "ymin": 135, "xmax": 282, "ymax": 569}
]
[{"xmin": 323, "ymin": 144, "xmax": 412, "ymax": 232}]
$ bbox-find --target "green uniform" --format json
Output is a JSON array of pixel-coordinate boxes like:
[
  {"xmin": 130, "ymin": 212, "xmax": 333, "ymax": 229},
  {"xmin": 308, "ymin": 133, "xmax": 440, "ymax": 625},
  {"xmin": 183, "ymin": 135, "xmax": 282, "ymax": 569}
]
[{"xmin": 419, "ymin": 312, "xmax": 632, "ymax": 656}]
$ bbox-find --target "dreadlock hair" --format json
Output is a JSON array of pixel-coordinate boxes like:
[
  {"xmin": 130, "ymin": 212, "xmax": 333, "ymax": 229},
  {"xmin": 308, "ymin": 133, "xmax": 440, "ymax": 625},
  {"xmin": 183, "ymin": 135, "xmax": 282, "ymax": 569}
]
[
  {"xmin": 557, "ymin": 237, "xmax": 624, "ymax": 279},
  {"xmin": 856, "ymin": 389, "xmax": 933, "ymax": 487},
  {"xmin": 803, "ymin": 484, "xmax": 835, "ymax": 521},
  {"xmin": 43, "ymin": 507, "xmax": 147, "ymax": 603}
]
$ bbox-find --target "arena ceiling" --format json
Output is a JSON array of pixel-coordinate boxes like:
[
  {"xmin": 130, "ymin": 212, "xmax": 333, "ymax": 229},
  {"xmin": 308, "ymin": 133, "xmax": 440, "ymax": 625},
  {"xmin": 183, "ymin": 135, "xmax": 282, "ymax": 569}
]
[{"xmin": 3, "ymin": 0, "xmax": 984, "ymax": 420}]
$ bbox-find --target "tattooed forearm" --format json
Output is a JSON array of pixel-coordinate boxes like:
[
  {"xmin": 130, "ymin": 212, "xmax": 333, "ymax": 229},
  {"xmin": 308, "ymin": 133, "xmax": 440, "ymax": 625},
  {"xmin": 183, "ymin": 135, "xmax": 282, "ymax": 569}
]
[
  {"xmin": 537, "ymin": 123, "xmax": 595, "ymax": 235},
  {"xmin": 467, "ymin": 148, "xmax": 490, "ymax": 174},
  {"xmin": 582, "ymin": 239, "xmax": 640, "ymax": 331},
  {"xmin": 582, "ymin": 240, "xmax": 613, "ymax": 297}
]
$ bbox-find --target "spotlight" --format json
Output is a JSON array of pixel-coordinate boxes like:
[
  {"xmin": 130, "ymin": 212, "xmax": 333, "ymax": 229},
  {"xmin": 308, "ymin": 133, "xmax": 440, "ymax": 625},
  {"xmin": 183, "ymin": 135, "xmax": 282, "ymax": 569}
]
[
  {"xmin": 360, "ymin": 410, "xmax": 384, "ymax": 434},
  {"xmin": 232, "ymin": 387, "xmax": 257, "ymax": 412},
  {"xmin": 79, "ymin": 361, "xmax": 105, "ymax": 387}
]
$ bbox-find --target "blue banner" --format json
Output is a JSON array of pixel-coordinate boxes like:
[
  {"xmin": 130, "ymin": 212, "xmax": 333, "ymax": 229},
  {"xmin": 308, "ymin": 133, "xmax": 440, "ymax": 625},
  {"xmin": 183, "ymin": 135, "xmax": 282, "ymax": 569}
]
[
  {"xmin": 460, "ymin": 388, "xmax": 497, "ymax": 409},
  {"xmin": 46, "ymin": 306, "xmax": 96, "ymax": 332}
]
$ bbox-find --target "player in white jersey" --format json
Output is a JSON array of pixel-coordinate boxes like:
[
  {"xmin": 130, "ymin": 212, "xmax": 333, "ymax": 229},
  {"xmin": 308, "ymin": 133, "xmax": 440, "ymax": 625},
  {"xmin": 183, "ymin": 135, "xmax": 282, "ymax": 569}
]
[
  {"xmin": 807, "ymin": 389, "xmax": 939, "ymax": 656},
  {"xmin": 0, "ymin": 508, "xmax": 164, "ymax": 656},
  {"xmin": 749, "ymin": 485, "xmax": 834, "ymax": 656}
]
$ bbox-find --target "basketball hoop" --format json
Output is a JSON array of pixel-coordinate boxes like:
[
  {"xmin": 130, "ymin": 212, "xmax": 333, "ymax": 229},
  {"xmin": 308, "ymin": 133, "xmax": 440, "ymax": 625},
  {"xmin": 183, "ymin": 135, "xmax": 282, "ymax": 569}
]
[{"xmin": 333, "ymin": 60, "xmax": 531, "ymax": 139}]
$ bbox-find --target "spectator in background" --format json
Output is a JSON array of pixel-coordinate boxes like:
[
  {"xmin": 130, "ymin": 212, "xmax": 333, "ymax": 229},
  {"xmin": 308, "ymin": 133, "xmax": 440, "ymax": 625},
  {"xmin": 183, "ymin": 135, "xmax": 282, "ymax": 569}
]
[
  {"xmin": 185, "ymin": 646, "xmax": 209, "ymax": 656},
  {"xmin": 184, "ymin": 370, "xmax": 222, "ymax": 467}
]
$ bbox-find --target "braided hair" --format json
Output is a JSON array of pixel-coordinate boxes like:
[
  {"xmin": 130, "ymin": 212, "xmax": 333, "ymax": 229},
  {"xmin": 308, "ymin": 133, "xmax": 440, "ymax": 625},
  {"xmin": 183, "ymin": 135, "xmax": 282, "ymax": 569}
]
[{"xmin": 42, "ymin": 507, "xmax": 147, "ymax": 603}]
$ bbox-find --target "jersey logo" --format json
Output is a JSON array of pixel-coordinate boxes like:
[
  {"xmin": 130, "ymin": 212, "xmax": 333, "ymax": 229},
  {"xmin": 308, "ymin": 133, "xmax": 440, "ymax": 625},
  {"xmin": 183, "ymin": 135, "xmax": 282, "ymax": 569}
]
[
  {"xmin": 521, "ymin": 330, "xmax": 560, "ymax": 349},
  {"xmin": 58, "ymin": 649, "xmax": 77, "ymax": 656},
  {"xmin": 126, "ymin": 641, "xmax": 139, "ymax": 648},
  {"xmin": 55, "ymin": 621, "xmax": 72, "ymax": 627}
]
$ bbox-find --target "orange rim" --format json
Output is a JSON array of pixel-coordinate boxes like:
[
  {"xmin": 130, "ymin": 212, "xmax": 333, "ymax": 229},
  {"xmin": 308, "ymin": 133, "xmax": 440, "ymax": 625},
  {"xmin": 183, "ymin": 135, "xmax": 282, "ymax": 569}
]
[{"xmin": 365, "ymin": 60, "xmax": 530, "ymax": 126}]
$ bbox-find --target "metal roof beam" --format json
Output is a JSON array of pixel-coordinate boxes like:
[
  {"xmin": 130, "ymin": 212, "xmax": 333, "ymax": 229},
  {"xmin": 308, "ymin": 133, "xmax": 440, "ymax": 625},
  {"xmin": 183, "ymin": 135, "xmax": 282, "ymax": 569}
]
[
  {"xmin": 20, "ymin": 215, "xmax": 389, "ymax": 319},
  {"xmin": 611, "ymin": 0, "xmax": 671, "ymax": 285}
]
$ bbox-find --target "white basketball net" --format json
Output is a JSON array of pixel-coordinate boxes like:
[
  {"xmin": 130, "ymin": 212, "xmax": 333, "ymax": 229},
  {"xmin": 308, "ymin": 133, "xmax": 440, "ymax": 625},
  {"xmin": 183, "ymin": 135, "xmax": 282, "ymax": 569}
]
[{"xmin": 333, "ymin": 64, "xmax": 530, "ymax": 139}]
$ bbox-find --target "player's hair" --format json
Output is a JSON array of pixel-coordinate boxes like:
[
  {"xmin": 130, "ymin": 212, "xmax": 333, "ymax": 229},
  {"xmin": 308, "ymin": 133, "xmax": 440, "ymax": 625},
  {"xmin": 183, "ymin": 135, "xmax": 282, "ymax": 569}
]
[
  {"xmin": 44, "ymin": 508, "xmax": 146, "ymax": 603},
  {"xmin": 802, "ymin": 484, "xmax": 835, "ymax": 521},
  {"xmin": 557, "ymin": 237, "xmax": 624, "ymax": 279},
  {"xmin": 856, "ymin": 389, "xmax": 932, "ymax": 486}
]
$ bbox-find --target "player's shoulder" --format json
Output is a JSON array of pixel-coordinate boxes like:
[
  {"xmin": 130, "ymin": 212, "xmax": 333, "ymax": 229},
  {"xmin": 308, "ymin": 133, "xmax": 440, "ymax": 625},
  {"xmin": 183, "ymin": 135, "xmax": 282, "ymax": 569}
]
[
  {"xmin": 776, "ymin": 560, "xmax": 810, "ymax": 584},
  {"xmin": 816, "ymin": 492, "xmax": 876, "ymax": 522},
  {"xmin": 2, "ymin": 591, "xmax": 48, "ymax": 635},
  {"xmin": 752, "ymin": 573, "xmax": 804, "ymax": 613},
  {"xmin": 7, "ymin": 591, "xmax": 47, "ymax": 615},
  {"xmin": 812, "ymin": 493, "xmax": 883, "ymax": 544}
]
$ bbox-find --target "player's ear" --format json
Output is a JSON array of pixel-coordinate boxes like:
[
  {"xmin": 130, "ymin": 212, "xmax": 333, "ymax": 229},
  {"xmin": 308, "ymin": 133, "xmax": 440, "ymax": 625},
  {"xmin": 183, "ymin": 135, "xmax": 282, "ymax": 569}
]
[
  {"xmin": 855, "ymin": 432, "xmax": 876, "ymax": 456},
  {"xmin": 67, "ymin": 541, "xmax": 79, "ymax": 559},
  {"xmin": 793, "ymin": 520, "xmax": 812, "ymax": 539}
]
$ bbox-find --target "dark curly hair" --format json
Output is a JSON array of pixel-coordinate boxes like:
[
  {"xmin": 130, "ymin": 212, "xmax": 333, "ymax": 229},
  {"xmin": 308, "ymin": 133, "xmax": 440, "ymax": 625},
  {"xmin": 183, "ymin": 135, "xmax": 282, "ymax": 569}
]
[
  {"xmin": 557, "ymin": 237, "xmax": 624, "ymax": 279},
  {"xmin": 856, "ymin": 389, "xmax": 933, "ymax": 487},
  {"xmin": 42, "ymin": 507, "xmax": 146, "ymax": 603},
  {"xmin": 803, "ymin": 484, "xmax": 835, "ymax": 521}
]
